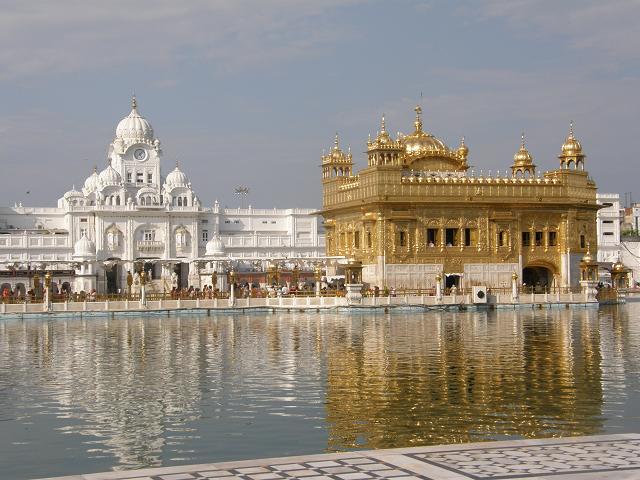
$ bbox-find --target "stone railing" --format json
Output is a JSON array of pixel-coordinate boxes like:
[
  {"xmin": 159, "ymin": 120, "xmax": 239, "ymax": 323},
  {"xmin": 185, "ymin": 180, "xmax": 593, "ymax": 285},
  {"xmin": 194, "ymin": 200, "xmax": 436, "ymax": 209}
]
[
  {"xmin": 136, "ymin": 240, "xmax": 164, "ymax": 252},
  {"xmin": 401, "ymin": 174, "xmax": 560, "ymax": 185}
]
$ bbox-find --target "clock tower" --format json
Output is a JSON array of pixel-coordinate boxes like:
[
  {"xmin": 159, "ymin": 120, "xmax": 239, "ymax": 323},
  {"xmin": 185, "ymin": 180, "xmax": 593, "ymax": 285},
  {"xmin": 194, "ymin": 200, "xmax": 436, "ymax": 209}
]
[{"xmin": 108, "ymin": 96, "xmax": 163, "ymax": 202}]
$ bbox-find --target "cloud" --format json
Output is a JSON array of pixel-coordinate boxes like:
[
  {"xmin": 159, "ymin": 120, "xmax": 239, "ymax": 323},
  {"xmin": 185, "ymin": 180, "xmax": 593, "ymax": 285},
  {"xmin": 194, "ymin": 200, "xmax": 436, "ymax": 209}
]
[
  {"xmin": 0, "ymin": 0, "xmax": 366, "ymax": 81},
  {"xmin": 461, "ymin": 0, "xmax": 640, "ymax": 64}
]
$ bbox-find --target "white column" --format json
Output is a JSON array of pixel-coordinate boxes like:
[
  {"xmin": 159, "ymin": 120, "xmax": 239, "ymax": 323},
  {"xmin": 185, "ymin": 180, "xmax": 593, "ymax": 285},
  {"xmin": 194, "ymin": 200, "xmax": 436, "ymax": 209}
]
[
  {"xmin": 435, "ymin": 277, "xmax": 442, "ymax": 303},
  {"xmin": 140, "ymin": 284, "xmax": 146, "ymax": 306}
]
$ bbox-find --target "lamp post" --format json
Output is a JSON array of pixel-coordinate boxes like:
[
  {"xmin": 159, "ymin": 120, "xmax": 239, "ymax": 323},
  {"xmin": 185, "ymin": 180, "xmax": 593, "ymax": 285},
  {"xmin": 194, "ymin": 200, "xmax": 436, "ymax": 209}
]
[{"xmin": 511, "ymin": 272, "xmax": 519, "ymax": 302}]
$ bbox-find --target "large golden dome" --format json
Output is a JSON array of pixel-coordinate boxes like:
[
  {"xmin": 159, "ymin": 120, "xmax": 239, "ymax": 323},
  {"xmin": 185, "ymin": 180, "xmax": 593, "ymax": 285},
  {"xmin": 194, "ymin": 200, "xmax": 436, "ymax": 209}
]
[{"xmin": 400, "ymin": 106, "xmax": 452, "ymax": 156}]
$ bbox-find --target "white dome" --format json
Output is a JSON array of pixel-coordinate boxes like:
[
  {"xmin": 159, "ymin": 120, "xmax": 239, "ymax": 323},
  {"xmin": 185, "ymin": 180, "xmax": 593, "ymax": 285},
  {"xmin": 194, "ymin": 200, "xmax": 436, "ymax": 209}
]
[
  {"xmin": 205, "ymin": 235, "xmax": 225, "ymax": 257},
  {"xmin": 83, "ymin": 169, "xmax": 100, "ymax": 194},
  {"xmin": 73, "ymin": 233, "xmax": 96, "ymax": 259},
  {"xmin": 165, "ymin": 165, "xmax": 189, "ymax": 188},
  {"xmin": 63, "ymin": 185, "xmax": 83, "ymax": 198},
  {"xmin": 99, "ymin": 163, "xmax": 122, "ymax": 187},
  {"xmin": 115, "ymin": 96, "xmax": 154, "ymax": 142}
]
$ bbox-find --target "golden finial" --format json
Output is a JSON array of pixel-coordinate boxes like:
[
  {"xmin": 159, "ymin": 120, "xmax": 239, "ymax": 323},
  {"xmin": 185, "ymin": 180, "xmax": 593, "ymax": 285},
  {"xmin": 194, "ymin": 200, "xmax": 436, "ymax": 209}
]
[
  {"xmin": 380, "ymin": 114, "xmax": 386, "ymax": 133},
  {"xmin": 334, "ymin": 132, "xmax": 340, "ymax": 149},
  {"xmin": 131, "ymin": 94, "xmax": 137, "ymax": 110},
  {"xmin": 414, "ymin": 105, "xmax": 423, "ymax": 132},
  {"xmin": 521, "ymin": 132, "xmax": 526, "ymax": 148},
  {"xmin": 569, "ymin": 120, "xmax": 574, "ymax": 138},
  {"xmin": 461, "ymin": 135, "xmax": 466, "ymax": 146}
]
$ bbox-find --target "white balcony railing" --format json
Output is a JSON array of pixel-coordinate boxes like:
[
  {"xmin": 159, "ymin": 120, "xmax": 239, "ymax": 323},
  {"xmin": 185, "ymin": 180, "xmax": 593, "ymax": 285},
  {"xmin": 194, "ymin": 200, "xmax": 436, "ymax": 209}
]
[{"xmin": 137, "ymin": 240, "xmax": 164, "ymax": 252}]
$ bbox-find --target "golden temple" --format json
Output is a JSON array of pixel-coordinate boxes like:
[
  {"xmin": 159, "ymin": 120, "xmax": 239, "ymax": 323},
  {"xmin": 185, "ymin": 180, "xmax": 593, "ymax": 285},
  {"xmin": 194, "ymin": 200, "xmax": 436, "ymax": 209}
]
[{"xmin": 320, "ymin": 106, "xmax": 598, "ymax": 290}]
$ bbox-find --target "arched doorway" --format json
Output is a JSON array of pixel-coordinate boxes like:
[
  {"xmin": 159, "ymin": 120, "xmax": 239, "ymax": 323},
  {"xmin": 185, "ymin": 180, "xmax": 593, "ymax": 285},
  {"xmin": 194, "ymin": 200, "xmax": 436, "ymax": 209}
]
[
  {"xmin": 14, "ymin": 283, "xmax": 26, "ymax": 298},
  {"xmin": 173, "ymin": 262, "xmax": 188, "ymax": 289},
  {"xmin": 445, "ymin": 274, "xmax": 461, "ymax": 289},
  {"xmin": 523, "ymin": 266, "xmax": 553, "ymax": 293},
  {"xmin": 105, "ymin": 263, "xmax": 120, "ymax": 295}
]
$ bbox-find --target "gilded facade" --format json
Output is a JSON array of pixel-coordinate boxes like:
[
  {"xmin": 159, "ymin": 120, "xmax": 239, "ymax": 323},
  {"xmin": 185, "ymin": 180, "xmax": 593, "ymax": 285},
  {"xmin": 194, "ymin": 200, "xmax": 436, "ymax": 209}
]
[{"xmin": 320, "ymin": 107, "xmax": 598, "ymax": 289}]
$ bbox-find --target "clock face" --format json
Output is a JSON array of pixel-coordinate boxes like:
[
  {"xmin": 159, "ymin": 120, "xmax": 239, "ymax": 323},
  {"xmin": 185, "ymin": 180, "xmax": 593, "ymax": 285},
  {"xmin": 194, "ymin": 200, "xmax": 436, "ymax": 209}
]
[{"xmin": 134, "ymin": 148, "xmax": 147, "ymax": 161}]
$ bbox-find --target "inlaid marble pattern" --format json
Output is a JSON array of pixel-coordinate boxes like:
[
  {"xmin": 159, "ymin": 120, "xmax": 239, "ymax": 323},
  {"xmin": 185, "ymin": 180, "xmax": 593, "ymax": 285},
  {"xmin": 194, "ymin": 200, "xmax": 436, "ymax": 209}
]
[
  {"xmin": 409, "ymin": 438, "xmax": 640, "ymax": 478},
  {"xmin": 37, "ymin": 434, "xmax": 640, "ymax": 480},
  {"xmin": 135, "ymin": 457, "xmax": 427, "ymax": 480}
]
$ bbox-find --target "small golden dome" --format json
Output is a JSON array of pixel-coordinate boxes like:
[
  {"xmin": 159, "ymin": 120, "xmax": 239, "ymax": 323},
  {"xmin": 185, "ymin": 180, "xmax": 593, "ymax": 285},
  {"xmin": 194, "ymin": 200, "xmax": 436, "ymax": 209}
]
[
  {"xmin": 612, "ymin": 258, "xmax": 626, "ymax": 272},
  {"xmin": 561, "ymin": 121, "xmax": 583, "ymax": 156},
  {"xmin": 457, "ymin": 136, "xmax": 469, "ymax": 159},
  {"xmin": 581, "ymin": 244, "xmax": 594, "ymax": 264},
  {"xmin": 323, "ymin": 133, "xmax": 352, "ymax": 164},
  {"xmin": 373, "ymin": 114, "xmax": 394, "ymax": 146},
  {"xmin": 513, "ymin": 133, "xmax": 534, "ymax": 165}
]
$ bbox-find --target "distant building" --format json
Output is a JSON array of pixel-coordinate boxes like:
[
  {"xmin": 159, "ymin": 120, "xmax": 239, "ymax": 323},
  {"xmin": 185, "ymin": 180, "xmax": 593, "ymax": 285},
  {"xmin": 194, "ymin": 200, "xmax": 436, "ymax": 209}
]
[
  {"xmin": 596, "ymin": 193, "xmax": 622, "ymax": 263},
  {"xmin": 0, "ymin": 97, "xmax": 324, "ymax": 295},
  {"xmin": 320, "ymin": 107, "xmax": 598, "ymax": 290},
  {"xmin": 622, "ymin": 204, "xmax": 640, "ymax": 234}
]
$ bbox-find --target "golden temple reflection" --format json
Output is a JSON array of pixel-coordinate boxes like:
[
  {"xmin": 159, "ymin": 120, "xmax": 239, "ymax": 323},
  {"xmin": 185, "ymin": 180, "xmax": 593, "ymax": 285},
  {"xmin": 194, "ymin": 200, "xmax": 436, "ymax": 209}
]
[{"xmin": 324, "ymin": 310, "xmax": 605, "ymax": 449}]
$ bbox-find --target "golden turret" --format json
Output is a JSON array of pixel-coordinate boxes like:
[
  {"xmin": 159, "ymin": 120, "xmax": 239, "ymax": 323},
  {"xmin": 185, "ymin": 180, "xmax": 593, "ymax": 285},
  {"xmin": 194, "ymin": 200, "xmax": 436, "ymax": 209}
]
[
  {"xmin": 511, "ymin": 133, "xmax": 536, "ymax": 177},
  {"xmin": 457, "ymin": 136, "xmax": 469, "ymax": 161},
  {"xmin": 367, "ymin": 114, "xmax": 403, "ymax": 166},
  {"xmin": 321, "ymin": 133, "xmax": 353, "ymax": 179},
  {"xmin": 559, "ymin": 121, "xmax": 585, "ymax": 170}
]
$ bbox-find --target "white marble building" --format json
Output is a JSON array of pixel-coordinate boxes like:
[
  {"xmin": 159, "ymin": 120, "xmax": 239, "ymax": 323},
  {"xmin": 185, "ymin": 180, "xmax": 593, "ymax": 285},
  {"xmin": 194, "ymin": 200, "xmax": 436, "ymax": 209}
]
[
  {"xmin": 596, "ymin": 193, "xmax": 622, "ymax": 264},
  {"xmin": 0, "ymin": 97, "xmax": 324, "ymax": 295}
]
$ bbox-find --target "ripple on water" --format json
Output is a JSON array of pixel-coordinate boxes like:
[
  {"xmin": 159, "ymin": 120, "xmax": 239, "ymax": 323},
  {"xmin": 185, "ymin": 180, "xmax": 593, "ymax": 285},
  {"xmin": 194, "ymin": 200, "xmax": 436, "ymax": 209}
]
[{"xmin": 1, "ymin": 305, "xmax": 640, "ymax": 479}]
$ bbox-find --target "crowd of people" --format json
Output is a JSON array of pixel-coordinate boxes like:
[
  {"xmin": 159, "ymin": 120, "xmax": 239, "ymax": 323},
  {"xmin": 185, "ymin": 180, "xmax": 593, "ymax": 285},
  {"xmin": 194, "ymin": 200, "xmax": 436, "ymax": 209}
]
[{"xmin": 166, "ymin": 281, "xmax": 343, "ymax": 299}]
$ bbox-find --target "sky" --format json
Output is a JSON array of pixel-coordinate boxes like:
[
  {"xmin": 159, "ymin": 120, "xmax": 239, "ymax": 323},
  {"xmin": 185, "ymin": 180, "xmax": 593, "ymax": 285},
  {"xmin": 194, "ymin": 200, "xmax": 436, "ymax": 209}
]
[{"xmin": 1, "ymin": 0, "xmax": 639, "ymax": 209}]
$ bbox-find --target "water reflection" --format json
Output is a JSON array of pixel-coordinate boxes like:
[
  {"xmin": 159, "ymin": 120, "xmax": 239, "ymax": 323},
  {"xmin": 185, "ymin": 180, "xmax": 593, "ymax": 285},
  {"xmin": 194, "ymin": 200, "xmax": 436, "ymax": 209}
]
[
  {"xmin": 1, "ymin": 305, "xmax": 639, "ymax": 479},
  {"xmin": 325, "ymin": 309, "xmax": 605, "ymax": 449}
]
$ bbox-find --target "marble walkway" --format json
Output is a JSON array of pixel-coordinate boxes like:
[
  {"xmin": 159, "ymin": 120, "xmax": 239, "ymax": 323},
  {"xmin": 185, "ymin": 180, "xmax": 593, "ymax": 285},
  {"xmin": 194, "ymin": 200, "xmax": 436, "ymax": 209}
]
[{"xmin": 39, "ymin": 434, "xmax": 640, "ymax": 480}]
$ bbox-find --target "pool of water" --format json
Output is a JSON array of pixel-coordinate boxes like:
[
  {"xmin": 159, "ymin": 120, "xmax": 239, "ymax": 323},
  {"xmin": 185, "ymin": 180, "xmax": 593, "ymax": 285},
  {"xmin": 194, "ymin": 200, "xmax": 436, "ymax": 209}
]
[{"xmin": 1, "ymin": 304, "xmax": 640, "ymax": 479}]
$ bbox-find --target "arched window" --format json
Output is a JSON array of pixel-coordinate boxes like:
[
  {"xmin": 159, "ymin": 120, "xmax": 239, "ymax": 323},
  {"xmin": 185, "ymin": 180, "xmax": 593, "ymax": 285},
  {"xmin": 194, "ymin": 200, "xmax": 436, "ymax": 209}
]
[
  {"xmin": 177, "ymin": 197, "xmax": 183, "ymax": 207},
  {"xmin": 116, "ymin": 196, "xmax": 120, "ymax": 206},
  {"xmin": 140, "ymin": 197, "xmax": 146, "ymax": 206},
  {"xmin": 183, "ymin": 196, "xmax": 188, "ymax": 206},
  {"xmin": 175, "ymin": 228, "xmax": 187, "ymax": 247}
]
